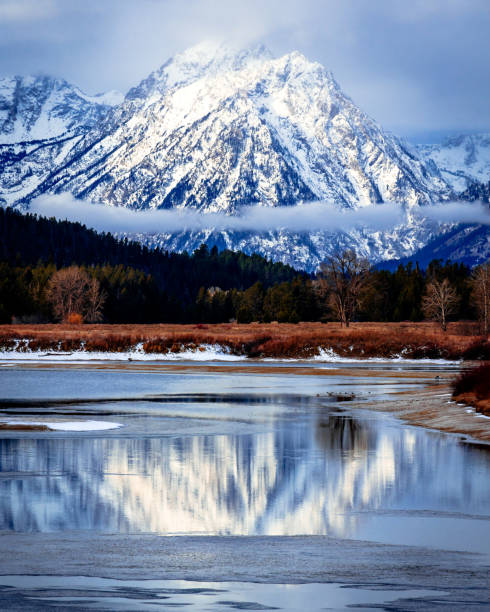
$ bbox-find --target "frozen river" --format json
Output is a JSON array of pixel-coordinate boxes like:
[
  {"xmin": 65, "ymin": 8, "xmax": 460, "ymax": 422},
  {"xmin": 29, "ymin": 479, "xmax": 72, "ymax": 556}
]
[{"xmin": 0, "ymin": 360, "xmax": 488, "ymax": 610}]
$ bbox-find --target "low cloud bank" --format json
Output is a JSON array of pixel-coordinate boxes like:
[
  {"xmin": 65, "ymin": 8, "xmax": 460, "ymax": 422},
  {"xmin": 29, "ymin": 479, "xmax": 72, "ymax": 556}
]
[
  {"xmin": 29, "ymin": 193, "xmax": 490, "ymax": 235},
  {"xmin": 416, "ymin": 201, "xmax": 490, "ymax": 225}
]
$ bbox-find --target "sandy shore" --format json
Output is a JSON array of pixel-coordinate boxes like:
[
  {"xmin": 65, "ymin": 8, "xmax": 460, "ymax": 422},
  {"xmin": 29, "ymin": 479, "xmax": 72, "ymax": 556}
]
[{"xmin": 362, "ymin": 384, "xmax": 490, "ymax": 443}]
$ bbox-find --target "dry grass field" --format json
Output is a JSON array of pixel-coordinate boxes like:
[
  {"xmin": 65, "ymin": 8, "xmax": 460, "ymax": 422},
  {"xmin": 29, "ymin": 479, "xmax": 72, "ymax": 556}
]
[{"xmin": 0, "ymin": 321, "xmax": 488, "ymax": 360}]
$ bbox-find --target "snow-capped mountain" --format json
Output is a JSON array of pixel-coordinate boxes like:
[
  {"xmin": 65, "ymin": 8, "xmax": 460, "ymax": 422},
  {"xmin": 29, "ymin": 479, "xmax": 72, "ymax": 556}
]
[
  {"xmin": 381, "ymin": 223, "xmax": 490, "ymax": 270},
  {"xmin": 0, "ymin": 75, "xmax": 122, "ymax": 144},
  {"xmin": 1, "ymin": 42, "xmax": 488, "ymax": 268},
  {"xmin": 417, "ymin": 133, "xmax": 490, "ymax": 193},
  {"xmin": 23, "ymin": 41, "xmax": 451, "ymax": 212},
  {"xmin": 0, "ymin": 75, "xmax": 122, "ymax": 206}
]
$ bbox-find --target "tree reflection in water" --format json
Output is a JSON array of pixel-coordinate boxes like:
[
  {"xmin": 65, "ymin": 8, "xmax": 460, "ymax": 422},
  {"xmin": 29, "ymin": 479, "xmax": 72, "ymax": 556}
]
[{"xmin": 315, "ymin": 413, "xmax": 374, "ymax": 455}]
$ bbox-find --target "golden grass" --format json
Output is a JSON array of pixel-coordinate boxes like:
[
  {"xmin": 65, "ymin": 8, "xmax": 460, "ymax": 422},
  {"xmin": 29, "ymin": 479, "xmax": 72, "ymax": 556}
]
[{"xmin": 0, "ymin": 321, "xmax": 488, "ymax": 359}]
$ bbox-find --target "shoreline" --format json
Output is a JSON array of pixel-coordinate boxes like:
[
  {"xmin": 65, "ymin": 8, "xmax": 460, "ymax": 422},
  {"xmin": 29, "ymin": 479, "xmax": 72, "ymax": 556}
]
[
  {"xmin": 1, "ymin": 321, "xmax": 488, "ymax": 361},
  {"xmin": 0, "ymin": 346, "xmax": 464, "ymax": 365},
  {"xmin": 360, "ymin": 384, "xmax": 490, "ymax": 444}
]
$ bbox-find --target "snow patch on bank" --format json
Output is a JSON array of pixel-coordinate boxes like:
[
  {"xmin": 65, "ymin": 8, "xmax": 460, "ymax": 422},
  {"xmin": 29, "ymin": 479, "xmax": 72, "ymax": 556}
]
[
  {"xmin": 312, "ymin": 348, "xmax": 461, "ymax": 365},
  {"xmin": 0, "ymin": 340, "xmax": 462, "ymax": 364},
  {"xmin": 0, "ymin": 343, "xmax": 247, "ymax": 363},
  {"xmin": 0, "ymin": 420, "xmax": 123, "ymax": 431}
]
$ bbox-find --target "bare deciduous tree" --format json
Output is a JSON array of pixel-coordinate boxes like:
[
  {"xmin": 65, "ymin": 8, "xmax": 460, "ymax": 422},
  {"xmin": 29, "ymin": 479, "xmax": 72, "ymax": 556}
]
[
  {"xmin": 422, "ymin": 277, "xmax": 459, "ymax": 332},
  {"xmin": 85, "ymin": 276, "xmax": 106, "ymax": 323},
  {"xmin": 46, "ymin": 266, "xmax": 105, "ymax": 323},
  {"xmin": 471, "ymin": 262, "xmax": 490, "ymax": 334},
  {"xmin": 317, "ymin": 250, "xmax": 370, "ymax": 327}
]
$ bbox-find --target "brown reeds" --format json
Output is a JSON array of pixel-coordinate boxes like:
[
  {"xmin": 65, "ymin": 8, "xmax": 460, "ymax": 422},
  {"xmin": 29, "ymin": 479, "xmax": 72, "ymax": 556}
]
[
  {"xmin": 452, "ymin": 362, "xmax": 490, "ymax": 416},
  {"xmin": 0, "ymin": 321, "xmax": 487, "ymax": 360}
]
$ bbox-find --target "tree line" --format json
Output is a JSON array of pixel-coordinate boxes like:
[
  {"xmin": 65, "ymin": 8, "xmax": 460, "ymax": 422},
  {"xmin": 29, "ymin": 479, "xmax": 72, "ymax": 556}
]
[
  {"xmin": 0, "ymin": 207, "xmax": 488, "ymax": 330},
  {"xmin": 0, "ymin": 207, "xmax": 300, "ymax": 296},
  {"xmin": 3, "ymin": 253, "xmax": 485, "ymax": 330},
  {"xmin": 316, "ymin": 251, "xmax": 487, "ymax": 333},
  {"xmin": 201, "ymin": 253, "xmax": 487, "ymax": 332}
]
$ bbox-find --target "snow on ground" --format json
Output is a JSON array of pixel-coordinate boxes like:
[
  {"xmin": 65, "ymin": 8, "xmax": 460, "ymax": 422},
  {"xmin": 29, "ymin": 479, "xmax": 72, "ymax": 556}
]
[
  {"xmin": 0, "ymin": 344, "xmax": 461, "ymax": 365},
  {"xmin": 0, "ymin": 344, "xmax": 247, "ymax": 363},
  {"xmin": 0, "ymin": 420, "xmax": 122, "ymax": 431},
  {"xmin": 312, "ymin": 347, "xmax": 461, "ymax": 365}
]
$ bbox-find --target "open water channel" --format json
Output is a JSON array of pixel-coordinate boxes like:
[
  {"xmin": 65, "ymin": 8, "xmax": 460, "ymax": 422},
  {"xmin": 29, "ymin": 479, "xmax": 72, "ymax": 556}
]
[{"xmin": 0, "ymin": 359, "xmax": 489, "ymax": 610}]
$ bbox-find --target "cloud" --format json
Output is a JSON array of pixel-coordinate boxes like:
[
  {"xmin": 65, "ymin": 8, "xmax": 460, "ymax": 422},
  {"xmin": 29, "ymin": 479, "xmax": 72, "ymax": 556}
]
[
  {"xmin": 29, "ymin": 194, "xmax": 490, "ymax": 237},
  {"xmin": 414, "ymin": 202, "xmax": 490, "ymax": 225},
  {"xmin": 1, "ymin": 1, "xmax": 489, "ymax": 137},
  {"xmin": 30, "ymin": 194, "xmax": 404, "ymax": 234},
  {"xmin": 0, "ymin": 0, "xmax": 57, "ymax": 22}
]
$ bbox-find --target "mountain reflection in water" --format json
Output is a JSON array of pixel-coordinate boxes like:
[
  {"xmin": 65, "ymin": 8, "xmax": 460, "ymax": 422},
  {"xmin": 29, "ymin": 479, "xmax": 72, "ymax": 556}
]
[{"xmin": 0, "ymin": 412, "xmax": 488, "ymax": 536}]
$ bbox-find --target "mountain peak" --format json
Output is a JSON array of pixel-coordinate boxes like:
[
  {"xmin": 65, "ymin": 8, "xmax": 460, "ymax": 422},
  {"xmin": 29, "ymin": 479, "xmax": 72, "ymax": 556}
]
[
  {"xmin": 418, "ymin": 132, "xmax": 490, "ymax": 192},
  {"xmin": 1, "ymin": 41, "xmax": 473, "ymax": 267},
  {"xmin": 441, "ymin": 132, "xmax": 490, "ymax": 148},
  {"xmin": 174, "ymin": 39, "xmax": 273, "ymax": 67},
  {"xmin": 0, "ymin": 74, "xmax": 119, "ymax": 145},
  {"xmin": 126, "ymin": 40, "xmax": 274, "ymax": 101}
]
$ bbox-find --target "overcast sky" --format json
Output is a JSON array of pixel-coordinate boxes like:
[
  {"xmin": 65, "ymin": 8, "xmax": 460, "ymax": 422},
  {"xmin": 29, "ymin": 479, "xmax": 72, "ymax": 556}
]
[{"xmin": 1, "ymin": 0, "xmax": 489, "ymax": 141}]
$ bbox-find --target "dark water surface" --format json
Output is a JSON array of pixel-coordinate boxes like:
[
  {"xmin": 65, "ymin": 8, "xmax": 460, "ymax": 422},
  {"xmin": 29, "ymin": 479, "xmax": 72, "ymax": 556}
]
[{"xmin": 0, "ymin": 360, "xmax": 489, "ymax": 610}]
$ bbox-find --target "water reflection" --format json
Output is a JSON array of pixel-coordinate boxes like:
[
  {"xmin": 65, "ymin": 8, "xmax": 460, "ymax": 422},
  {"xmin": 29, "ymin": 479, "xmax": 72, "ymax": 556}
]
[
  {"xmin": 1, "ymin": 412, "xmax": 488, "ymax": 536},
  {"xmin": 315, "ymin": 414, "xmax": 374, "ymax": 453}
]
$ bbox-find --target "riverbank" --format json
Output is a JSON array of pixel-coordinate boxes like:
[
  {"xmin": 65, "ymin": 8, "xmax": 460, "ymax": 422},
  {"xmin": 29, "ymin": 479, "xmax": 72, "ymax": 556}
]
[
  {"xmin": 1, "ymin": 321, "xmax": 488, "ymax": 360},
  {"xmin": 361, "ymin": 384, "xmax": 490, "ymax": 443}
]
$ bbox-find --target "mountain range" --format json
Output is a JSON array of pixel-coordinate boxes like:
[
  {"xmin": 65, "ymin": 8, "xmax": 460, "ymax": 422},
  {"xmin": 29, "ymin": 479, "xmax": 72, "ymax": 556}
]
[{"xmin": 0, "ymin": 41, "xmax": 488, "ymax": 270}]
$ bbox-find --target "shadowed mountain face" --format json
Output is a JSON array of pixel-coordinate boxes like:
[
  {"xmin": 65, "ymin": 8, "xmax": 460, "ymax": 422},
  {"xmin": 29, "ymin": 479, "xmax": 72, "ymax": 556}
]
[{"xmin": 1, "ymin": 42, "xmax": 488, "ymax": 268}]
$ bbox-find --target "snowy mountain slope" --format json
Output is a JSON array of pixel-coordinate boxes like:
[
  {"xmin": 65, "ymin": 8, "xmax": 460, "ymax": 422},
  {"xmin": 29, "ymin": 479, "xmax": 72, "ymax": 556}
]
[
  {"xmin": 417, "ymin": 133, "xmax": 490, "ymax": 193},
  {"xmin": 0, "ymin": 75, "xmax": 122, "ymax": 144},
  {"xmin": 380, "ymin": 224, "xmax": 490, "ymax": 270},
  {"xmin": 381, "ymin": 185, "xmax": 490, "ymax": 270},
  {"xmin": 0, "ymin": 75, "xmax": 122, "ymax": 206},
  {"xmin": 459, "ymin": 180, "xmax": 490, "ymax": 203},
  {"xmin": 129, "ymin": 219, "xmax": 440, "ymax": 272},
  {"xmin": 0, "ymin": 134, "xmax": 83, "ymax": 206},
  {"xmin": 3, "ymin": 42, "xmax": 488, "ymax": 268},
  {"xmin": 22, "ymin": 41, "xmax": 451, "ymax": 213}
]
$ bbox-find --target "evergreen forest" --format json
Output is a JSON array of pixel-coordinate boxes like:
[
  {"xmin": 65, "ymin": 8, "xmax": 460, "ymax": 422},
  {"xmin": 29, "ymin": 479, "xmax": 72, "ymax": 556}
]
[{"xmin": 0, "ymin": 207, "xmax": 481, "ymax": 325}]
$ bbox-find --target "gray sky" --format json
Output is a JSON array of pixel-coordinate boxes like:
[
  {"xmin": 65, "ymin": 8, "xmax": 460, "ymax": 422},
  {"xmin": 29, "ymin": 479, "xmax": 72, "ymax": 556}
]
[{"xmin": 1, "ymin": 0, "xmax": 489, "ymax": 141}]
